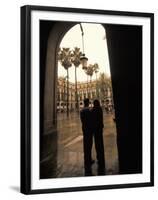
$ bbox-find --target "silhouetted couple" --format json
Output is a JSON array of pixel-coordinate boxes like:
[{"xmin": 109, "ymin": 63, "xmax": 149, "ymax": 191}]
[{"xmin": 80, "ymin": 98, "xmax": 106, "ymax": 176}]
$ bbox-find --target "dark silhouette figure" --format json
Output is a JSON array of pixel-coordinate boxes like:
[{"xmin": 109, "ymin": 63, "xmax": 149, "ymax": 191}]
[
  {"xmin": 80, "ymin": 98, "xmax": 93, "ymax": 176},
  {"xmin": 91, "ymin": 99, "xmax": 106, "ymax": 175}
]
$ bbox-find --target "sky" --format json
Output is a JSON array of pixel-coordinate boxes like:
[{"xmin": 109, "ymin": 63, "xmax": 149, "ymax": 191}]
[{"xmin": 58, "ymin": 23, "xmax": 111, "ymax": 83}]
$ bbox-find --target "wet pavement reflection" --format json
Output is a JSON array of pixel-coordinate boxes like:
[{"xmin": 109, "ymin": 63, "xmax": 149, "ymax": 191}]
[{"xmin": 56, "ymin": 111, "xmax": 119, "ymax": 178}]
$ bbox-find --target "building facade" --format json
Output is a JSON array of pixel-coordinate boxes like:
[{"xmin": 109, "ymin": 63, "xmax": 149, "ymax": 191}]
[{"xmin": 57, "ymin": 77, "xmax": 114, "ymax": 113}]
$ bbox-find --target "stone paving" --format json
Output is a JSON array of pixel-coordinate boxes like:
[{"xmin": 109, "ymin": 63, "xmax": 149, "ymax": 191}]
[{"xmin": 56, "ymin": 111, "xmax": 119, "ymax": 178}]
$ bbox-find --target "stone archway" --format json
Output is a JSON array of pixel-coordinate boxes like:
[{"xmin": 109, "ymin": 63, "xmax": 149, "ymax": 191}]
[{"xmin": 41, "ymin": 22, "xmax": 142, "ymax": 178}]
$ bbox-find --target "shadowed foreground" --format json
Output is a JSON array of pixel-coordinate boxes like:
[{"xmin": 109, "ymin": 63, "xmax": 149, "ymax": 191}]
[{"xmin": 56, "ymin": 112, "xmax": 119, "ymax": 177}]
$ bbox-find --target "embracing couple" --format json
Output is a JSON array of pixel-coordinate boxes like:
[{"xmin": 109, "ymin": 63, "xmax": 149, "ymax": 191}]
[{"xmin": 80, "ymin": 98, "xmax": 106, "ymax": 176}]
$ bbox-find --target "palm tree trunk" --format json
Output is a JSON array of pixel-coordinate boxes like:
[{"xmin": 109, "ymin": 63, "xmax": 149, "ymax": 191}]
[
  {"xmin": 75, "ymin": 66, "xmax": 78, "ymax": 111},
  {"xmin": 87, "ymin": 75, "xmax": 88, "ymax": 98},
  {"xmin": 67, "ymin": 69, "xmax": 69, "ymax": 117},
  {"xmin": 90, "ymin": 76, "xmax": 92, "ymax": 100},
  {"xmin": 95, "ymin": 73, "xmax": 99, "ymax": 98},
  {"xmin": 64, "ymin": 78, "xmax": 66, "ymax": 110}
]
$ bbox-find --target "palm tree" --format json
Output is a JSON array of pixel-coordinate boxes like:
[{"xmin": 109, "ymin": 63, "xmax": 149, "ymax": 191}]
[
  {"xmin": 58, "ymin": 48, "xmax": 72, "ymax": 116},
  {"xmin": 97, "ymin": 73, "xmax": 111, "ymax": 106},
  {"xmin": 84, "ymin": 64, "xmax": 95, "ymax": 99},
  {"xmin": 93, "ymin": 63, "xmax": 99, "ymax": 98},
  {"xmin": 71, "ymin": 47, "xmax": 82, "ymax": 111},
  {"xmin": 87, "ymin": 64, "xmax": 94, "ymax": 82},
  {"xmin": 93, "ymin": 63, "xmax": 99, "ymax": 80}
]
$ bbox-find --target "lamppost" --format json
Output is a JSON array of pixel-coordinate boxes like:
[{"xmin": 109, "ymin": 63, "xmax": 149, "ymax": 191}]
[
  {"xmin": 79, "ymin": 23, "xmax": 88, "ymax": 70},
  {"xmin": 79, "ymin": 23, "xmax": 90, "ymax": 98}
]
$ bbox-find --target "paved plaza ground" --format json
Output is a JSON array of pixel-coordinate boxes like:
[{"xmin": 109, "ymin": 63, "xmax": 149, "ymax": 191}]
[{"xmin": 56, "ymin": 111, "xmax": 119, "ymax": 178}]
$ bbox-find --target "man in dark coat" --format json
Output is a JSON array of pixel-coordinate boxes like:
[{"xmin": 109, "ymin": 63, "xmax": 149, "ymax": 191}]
[
  {"xmin": 80, "ymin": 98, "xmax": 93, "ymax": 176},
  {"xmin": 91, "ymin": 99, "xmax": 106, "ymax": 175}
]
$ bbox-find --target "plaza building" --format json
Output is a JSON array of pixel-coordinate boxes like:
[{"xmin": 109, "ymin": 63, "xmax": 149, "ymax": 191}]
[{"xmin": 57, "ymin": 77, "xmax": 114, "ymax": 113}]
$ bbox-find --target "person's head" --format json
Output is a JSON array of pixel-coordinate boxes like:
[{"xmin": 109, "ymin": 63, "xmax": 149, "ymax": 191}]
[
  {"xmin": 84, "ymin": 98, "xmax": 89, "ymax": 107},
  {"xmin": 93, "ymin": 99, "xmax": 100, "ymax": 107}
]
